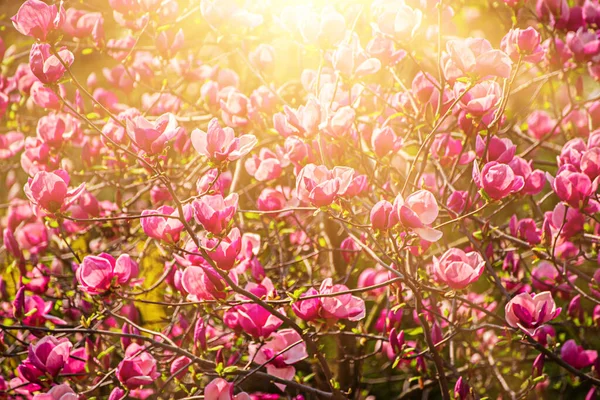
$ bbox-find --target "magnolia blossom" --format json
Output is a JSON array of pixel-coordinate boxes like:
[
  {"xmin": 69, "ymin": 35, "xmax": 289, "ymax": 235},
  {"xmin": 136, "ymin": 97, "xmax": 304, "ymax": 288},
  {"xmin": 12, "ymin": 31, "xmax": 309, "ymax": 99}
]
[
  {"xmin": 248, "ymin": 329, "xmax": 308, "ymax": 391},
  {"xmin": 505, "ymin": 291, "xmax": 561, "ymax": 335},
  {"xmin": 454, "ymin": 80, "xmax": 501, "ymax": 116},
  {"xmin": 141, "ymin": 205, "xmax": 192, "ymax": 243},
  {"xmin": 293, "ymin": 278, "xmax": 366, "ymax": 322},
  {"xmin": 442, "ymin": 37, "xmax": 512, "ymax": 81},
  {"xmin": 370, "ymin": 200, "xmax": 398, "ymax": 230},
  {"xmin": 526, "ymin": 110, "xmax": 557, "ymax": 139},
  {"xmin": 201, "ymin": 227, "xmax": 242, "ymax": 270},
  {"xmin": 125, "ymin": 113, "xmax": 180, "ymax": 155},
  {"xmin": 561, "ymin": 340, "xmax": 598, "ymax": 369},
  {"xmin": 500, "ymin": 27, "xmax": 544, "ymax": 63},
  {"xmin": 24, "ymin": 170, "xmax": 85, "ymax": 214},
  {"xmin": 116, "ymin": 344, "xmax": 160, "ymax": 389},
  {"xmin": 371, "ymin": 126, "xmax": 403, "ymax": 158},
  {"xmin": 192, "ymin": 193, "xmax": 238, "ymax": 234},
  {"xmin": 12, "ymin": 0, "xmax": 65, "ymax": 41},
  {"xmin": 432, "ymin": 248, "xmax": 485, "ymax": 290},
  {"xmin": 509, "ymin": 157, "xmax": 546, "ymax": 195},
  {"xmin": 29, "ymin": 44, "xmax": 74, "ymax": 84},
  {"xmin": 20, "ymin": 336, "xmax": 72, "ymax": 381},
  {"xmin": 191, "ymin": 118, "xmax": 257, "ymax": 162},
  {"xmin": 181, "ymin": 265, "xmax": 228, "ymax": 301},
  {"xmin": 32, "ymin": 384, "xmax": 78, "ymax": 400},
  {"xmin": 550, "ymin": 167, "xmax": 598, "ymax": 209},
  {"xmin": 0, "ymin": 132, "xmax": 25, "ymax": 160},
  {"xmin": 204, "ymin": 378, "xmax": 251, "ymax": 400},
  {"xmin": 244, "ymin": 148, "xmax": 283, "ymax": 181},
  {"xmin": 273, "ymin": 98, "xmax": 322, "ymax": 137},
  {"xmin": 63, "ymin": 8, "xmax": 103, "ymax": 38},
  {"xmin": 394, "ymin": 190, "xmax": 442, "ymax": 242},
  {"xmin": 296, "ymin": 164, "xmax": 366, "ymax": 207},
  {"xmin": 473, "ymin": 161, "xmax": 524, "ymax": 200},
  {"xmin": 76, "ymin": 253, "xmax": 139, "ymax": 295}
]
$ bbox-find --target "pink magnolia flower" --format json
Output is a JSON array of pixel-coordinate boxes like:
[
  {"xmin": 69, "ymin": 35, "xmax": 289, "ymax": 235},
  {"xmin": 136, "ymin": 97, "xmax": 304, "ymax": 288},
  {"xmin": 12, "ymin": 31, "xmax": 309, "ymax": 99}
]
[
  {"xmin": 527, "ymin": 110, "xmax": 557, "ymax": 139},
  {"xmin": 76, "ymin": 253, "xmax": 139, "ymax": 295},
  {"xmin": 581, "ymin": 147, "xmax": 600, "ymax": 180},
  {"xmin": 370, "ymin": 200, "xmax": 398, "ymax": 230},
  {"xmin": 430, "ymin": 133, "xmax": 475, "ymax": 166},
  {"xmin": 473, "ymin": 161, "xmax": 524, "ymax": 201},
  {"xmin": 319, "ymin": 278, "xmax": 366, "ymax": 321},
  {"xmin": 544, "ymin": 202, "xmax": 585, "ymax": 239},
  {"xmin": 197, "ymin": 168, "xmax": 232, "ymax": 195},
  {"xmin": 62, "ymin": 8, "xmax": 103, "ymax": 38},
  {"xmin": 126, "ymin": 113, "xmax": 180, "ymax": 155},
  {"xmin": 394, "ymin": 190, "xmax": 442, "ymax": 242},
  {"xmin": 31, "ymin": 81, "xmax": 62, "ymax": 109},
  {"xmin": 12, "ymin": 0, "xmax": 65, "ymax": 41},
  {"xmin": 292, "ymin": 287, "xmax": 321, "ymax": 321},
  {"xmin": 36, "ymin": 112, "xmax": 75, "ymax": 148},
  {"xmin": 32, "ymin": 384, "xmax": 77, "ymax": 400},
  {"xmin": 14, "ymin": 222, "xmax": 49, "ymax": 256},
  {"xmin": 27, "ymin": 336, "xmax": 73, "ymax": 377},
  {"xmin": 292, "ymin": 279, "xmax": 366, "ymax": 322},
  {"xmin": 536, "ymin": 0, "xmax": 570, "ymax": 25},
  {"xmin": 156, "ymin": 28, "xmax": 185, "ymax": 59},
  {"xmin": 508, "ymin": 157, "xmax": 545, "ymax": 195},
  {"xmin": 566, "ymin": 27, "xmax": 600, "ymax": 63},
  {"xmin": 446, "ymin": 191, "xmax": 470, "ymax": 216},
  {"xmin": 331, "ymin": 40, "xmax": 381, "ymax": 78},
  {"xmin": 204, "ymin": 378, "xmax": 251, "ymax": 400},
  {"xmin": 366, "ymin": 36, "xmax": 406, "ymax": 67},
  {"xmin": 191, "ymin": 118, "xmax": 257, "ymax": 163},
  {"xmin": 30, "ymin": 44, "xmax": 74, "ymax": 84},
  {"xmin": 24, "ymin": 170, "xmax": 85, "ymax": 214},
  {"xmin": 231, "ymin": 279, "xmax": 283, "ymax": 337},
  {"xmin": 442, "ymin": 38, "xmax": 512, "ymax": 81},
  {"xmin": 454, "ymin": 377, "xmax": 471, "ymax": 400},
  {"xmin": 454, "ymin": 80, "xmax": 501, "ymax": 116},
  {"xmin": 141, "ymin": 204, "xmax": 192, "ymax": 243},
  {"xmin": 0, "ymin": 131, "xmax": 25, "ymax": 159},
  {"xmin": 244, "ymin": 148, "xmax": 283, "ymax": 181},
  {"xmin": 531, "ymin": 261, "xmax": 576, "ymax": 294},
  {"xmin": 510, "ymin": 216, "xmax": 542, "ymax": 245},
  {"xmin": 248, "ymin": 329, "xmax": 308, "ymax": 391},
  {"xmin": 257, "ymin": 188, "xmax": 287, "ymax": 212},
  {"xmin": 558, "ymin": 138, "xmax": 587, "ymax": 169},
  {"xmin": 505, "ymin": 291, "xmax": 561, "ymax": 335},
  {"xmin": 170, "ymin": 356, "xmax": 191, "ymax": 379},
  {"xmin": 181, "ymin": 265, "xmax": 228, "ymax": 301},
  {"xmin": 249, "ymin": 44, "xmax": 275, "ymax": 72},
  {"xmin": 296, "ymin": 164, "xmax": 365, "ymax": 207},
  {"xmin": 371, "ymin": 126, "xmax": 403, "ymax": 158},
  {"xmin": 432, "ymin": 248, "xmax": 485, "ymax": 290},
  {"xmin": 561, "ymin": 340, "xmax": 598, "ymax": 369},
  {"xmin": 192, "ymin": 193, "xmax": 238, "ymax": 234},
  {"xmin": 201, "ymin": 227, "xmax": 242, "ymax": 270},
  {"xmin": 219, "ymin": 87, "xmax": 254, "ymax": 128},
  {"xmin": 357, "ymin": 266, "xmax": 390, "ymax": 297},
  {"xmin": 500, "ymin": 27, "xmax": 544, "ymax": 63},
  {"xmin": 116, "ymin": 344, "xmax": 160, "ymax": 389},
  {"xmin": 15, "ymin": 292, "xmax": 65, "ymax": 326},
  {"xmin": 550, "ymin": 167, "xmax": 598, "ymax": 209},
  {"xmin": 273, "ymin": 98, "xmax": 321, "ymax": 138},
  {"xmin": 320, "ymin": 106, "xmax": 356, "ymax": 138},
  {"xmin": 372, "ymin": 1, "xmax": 423, "ymax": 39},
  {"xmin": 103, "ymin": 65, "xmax": 135, "ymax": 93}
]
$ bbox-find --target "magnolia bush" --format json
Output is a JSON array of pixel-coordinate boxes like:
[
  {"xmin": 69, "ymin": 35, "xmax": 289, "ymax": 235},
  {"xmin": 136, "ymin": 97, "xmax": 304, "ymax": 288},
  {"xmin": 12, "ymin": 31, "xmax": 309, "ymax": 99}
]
[{"xmin": 1, "ymin": 0, "xmax": 600, "ymax": 399}]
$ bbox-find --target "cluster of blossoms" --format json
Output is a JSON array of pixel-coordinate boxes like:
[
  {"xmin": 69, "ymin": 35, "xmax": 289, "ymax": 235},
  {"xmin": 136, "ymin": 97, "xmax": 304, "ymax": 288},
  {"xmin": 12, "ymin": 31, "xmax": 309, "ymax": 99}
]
[{"xmin": 1, "ymin": 0, "xmax": 600, "ymax": 399}]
